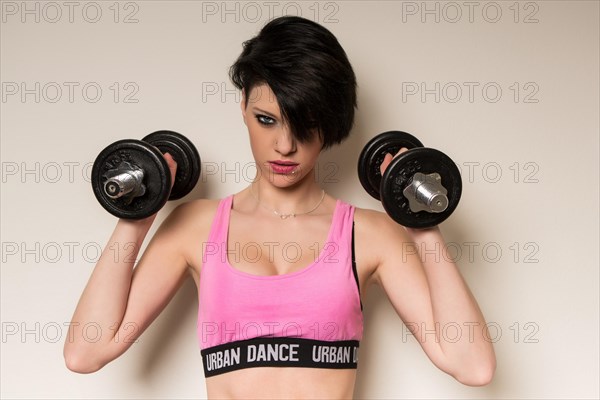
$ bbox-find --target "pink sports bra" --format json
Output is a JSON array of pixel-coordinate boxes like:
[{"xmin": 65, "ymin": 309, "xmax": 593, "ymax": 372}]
[{"xmin": 197, "ymin": 195, "xmax": 363, "ymax": 377}]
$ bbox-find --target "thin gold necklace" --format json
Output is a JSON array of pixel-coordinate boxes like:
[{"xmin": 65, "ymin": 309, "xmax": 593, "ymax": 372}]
[{"xmin": 250, "ymin": 184, "xmax": 326, "ymax": 219}]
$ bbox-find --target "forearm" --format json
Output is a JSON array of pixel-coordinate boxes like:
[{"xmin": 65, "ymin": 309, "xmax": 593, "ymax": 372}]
[
  {"xmin": 64, "ymin": 217, "xmax": 155, "ymax": 365},
  {"xmin": 406, "ymin": 226, "xmax": 496, "ymax": 384}
]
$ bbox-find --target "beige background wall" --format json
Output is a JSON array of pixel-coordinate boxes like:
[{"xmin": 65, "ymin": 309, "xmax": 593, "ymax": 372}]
[{"xmin": 1, "ymin": 1, "xmax": 598, "ymax": 398}]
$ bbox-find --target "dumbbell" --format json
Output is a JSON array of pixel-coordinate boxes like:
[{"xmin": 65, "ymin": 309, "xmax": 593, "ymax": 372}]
[
  {"xmin": 91, "ymin": 130, "xmax": 201, "ymax": 219},
  {"xmin": 358, "ymin": 131, "xmax": 462, "ymax": 228}
]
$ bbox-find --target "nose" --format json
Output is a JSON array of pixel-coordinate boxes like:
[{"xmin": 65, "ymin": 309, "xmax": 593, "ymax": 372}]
[{"xmin": 275, "ymin": 129, "xmax": 296, "ymax": 155}]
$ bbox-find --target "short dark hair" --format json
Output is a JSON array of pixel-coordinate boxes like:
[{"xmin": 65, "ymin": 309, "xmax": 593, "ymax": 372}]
[{"xmin": 229, "ymin": 16, "xmax": 357, "ymax": 149}]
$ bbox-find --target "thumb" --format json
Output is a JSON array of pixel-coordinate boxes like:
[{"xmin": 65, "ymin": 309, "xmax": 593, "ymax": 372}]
[
  {"xmin": 163, "ymin": 152, "xmax": 178, "ymax": 189},
  {"xmin": 380, "ymin": 153, "xmax": 394, "ymax": 175}
]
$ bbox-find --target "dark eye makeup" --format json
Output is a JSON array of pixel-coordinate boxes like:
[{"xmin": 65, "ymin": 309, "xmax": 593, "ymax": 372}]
[{"xmin": 255, "ymin": 114, "xmax": 276, "ymax": 126}]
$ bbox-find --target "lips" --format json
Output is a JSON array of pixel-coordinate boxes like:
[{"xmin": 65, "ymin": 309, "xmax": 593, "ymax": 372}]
[{"xmin": 268, "ymin": 160, "xmax": 299, "ymax": 174}]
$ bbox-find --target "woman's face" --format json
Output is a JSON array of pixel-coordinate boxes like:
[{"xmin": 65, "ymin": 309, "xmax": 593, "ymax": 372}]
[{"xmin": 241, "ymin": 83, "xmax": 323, "ymax": 187}]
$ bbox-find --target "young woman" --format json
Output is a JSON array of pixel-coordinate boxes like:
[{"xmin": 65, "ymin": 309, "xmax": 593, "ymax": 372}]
[{"xmin": 64, "ymin": 16, "xmax": 496, "ymax": 399}]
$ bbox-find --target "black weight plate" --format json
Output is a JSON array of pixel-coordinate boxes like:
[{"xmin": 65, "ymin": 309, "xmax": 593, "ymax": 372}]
[
  {"xmin": 142, "ymin": 130, "xmax": 201, "ymax": 200},
  {"xmin": 91, "ymin": 139, "xmax": 171, "ymax": 219},
  {"xmin": 380, "ymin": 147, "xmax": 462, "ymax": 228},
  {"xmin": 358, "ymin": 131, "xmax": 424, "ymax": 200}
]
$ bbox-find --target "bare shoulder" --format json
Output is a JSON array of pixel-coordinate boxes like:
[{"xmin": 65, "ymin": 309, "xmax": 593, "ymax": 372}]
[
  {"xmin": 150, "ymin": 198, "xmax": 220, "ymax": 246},
  {"xmin": 166, "ymin": 198, "xmax": 221, "ymax": 230},
  {"xmin": 352, "ymin": 206, "xmax": 413, "ymax": 283},
  {"xmin": 353, "ymin": 206, "xmax": 411, "ymax": 245},
  {"xmin": 158, "ymin": 198, "xmax": 221, "ymax": 277}
]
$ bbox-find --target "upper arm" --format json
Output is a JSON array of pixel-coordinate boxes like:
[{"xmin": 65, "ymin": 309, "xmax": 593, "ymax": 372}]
[
  {"xmin": 357, "ymin": 209, "xmax": 450, "ymax": 373},
  {"xmin": 101, "ymin": 201, "xmax": 206, "ymax": 363}
]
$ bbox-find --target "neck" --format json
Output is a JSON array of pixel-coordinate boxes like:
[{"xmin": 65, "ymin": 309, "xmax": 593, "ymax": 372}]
[{"xmin": 250, "ymin": 173, "xmax": 325, "ymax": 216}]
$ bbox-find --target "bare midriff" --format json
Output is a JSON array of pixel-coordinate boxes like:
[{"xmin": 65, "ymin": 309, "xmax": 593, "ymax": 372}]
[{"xmin": 205, "ymin": 367, "xmax": 357, "ymax": 399}]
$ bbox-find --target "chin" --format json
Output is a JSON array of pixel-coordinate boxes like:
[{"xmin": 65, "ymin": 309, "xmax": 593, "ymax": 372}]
[{"xmin": 271, "ymin": 175, "xmax": 299, "ymax": 186}]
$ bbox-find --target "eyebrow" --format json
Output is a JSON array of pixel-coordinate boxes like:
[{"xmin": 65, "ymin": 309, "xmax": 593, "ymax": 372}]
[{"xmin": 252, "ymin": 107, "xmax": 280, "ymax": 120}]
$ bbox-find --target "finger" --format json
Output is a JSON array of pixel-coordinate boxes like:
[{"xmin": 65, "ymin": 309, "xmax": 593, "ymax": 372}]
[
  {"xmin": 163, "ymin": 153, "xmax": 178, "ymax": 189},
  {"xmin": 380, "ymin": 153, "xmax": 394, "ymax": 175},
  {"xmin": 163, "ymin": 152, "xmax": 178, "ymax": 168},
  {"xmin": 163, "ymin": 151, "xmax": 175, "ymax": 163},
  {"xmin": 391, "ymin": 147, "xmax": 409, "ymax": 158}
]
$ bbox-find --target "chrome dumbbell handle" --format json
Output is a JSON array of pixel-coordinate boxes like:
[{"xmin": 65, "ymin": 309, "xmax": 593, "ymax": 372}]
[
  {"xmin": 103, "ymin": 161, "xmax": 146, "ymax": 200},
  {"xmin": 402, "ymin": 172, "xmax": 449, "ymax": 213}
]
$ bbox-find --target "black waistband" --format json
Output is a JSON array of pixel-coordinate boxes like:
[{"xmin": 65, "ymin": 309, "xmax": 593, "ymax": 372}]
[{"xmin": 200, "ymin": 337, "xmax": 360, "ymax": 377}]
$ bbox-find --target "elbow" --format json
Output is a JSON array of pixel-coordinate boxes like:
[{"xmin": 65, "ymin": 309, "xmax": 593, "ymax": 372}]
[
  {"xmin": 63, "ymin": 347, "xmax": 104, "ymax": 374},
  {"xmin": 64, "ymin": 356, "xmax": 101, "ymax": 374},
  {"xmin": 455, "ymin": 358, "xmax": 496, "ymax": 386},
  {"xmin": 63, "ymin": 334, "xmax": 126, "ymax": 373}
]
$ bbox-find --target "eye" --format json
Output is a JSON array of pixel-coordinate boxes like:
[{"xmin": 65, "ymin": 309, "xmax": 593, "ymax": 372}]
[{"xmin": 255, "ymin": 114, "xmax": 276, "ymax": 126}]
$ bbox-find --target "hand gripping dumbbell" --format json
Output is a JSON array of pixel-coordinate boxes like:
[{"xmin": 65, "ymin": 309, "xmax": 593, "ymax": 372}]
[
  {"xmin": 91, "ymin": 130, "xmax": 201, "ymax": 219},
  {"xmin": 358, "ymin": 131, "xmax": 462, "ymax": 228}
]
